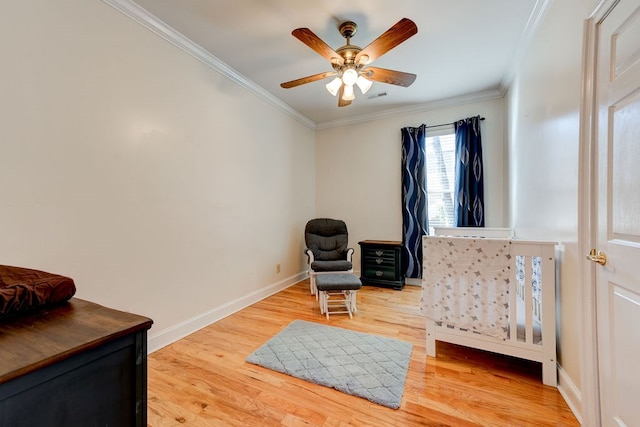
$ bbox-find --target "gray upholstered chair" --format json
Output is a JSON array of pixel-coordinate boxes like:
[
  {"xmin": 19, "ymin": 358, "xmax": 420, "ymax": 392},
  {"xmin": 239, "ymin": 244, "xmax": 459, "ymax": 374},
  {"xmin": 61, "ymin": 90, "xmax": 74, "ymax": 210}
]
[{"xmin": 304, "ymin": 218, "xmax": 354, "ymax": 296}]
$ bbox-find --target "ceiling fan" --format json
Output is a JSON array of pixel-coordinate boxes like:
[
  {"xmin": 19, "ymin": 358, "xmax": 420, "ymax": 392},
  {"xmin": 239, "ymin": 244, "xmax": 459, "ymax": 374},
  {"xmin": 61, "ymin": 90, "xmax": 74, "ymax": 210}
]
[{"xmin": 280, "ymin": 18, "xmax": 418, "ymax": 107}]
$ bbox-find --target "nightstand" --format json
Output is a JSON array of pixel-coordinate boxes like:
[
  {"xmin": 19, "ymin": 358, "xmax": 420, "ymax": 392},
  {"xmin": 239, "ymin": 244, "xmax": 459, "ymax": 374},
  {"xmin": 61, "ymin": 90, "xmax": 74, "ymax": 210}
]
[{"xmin": 358, "ymin": 240, "xmax": 405, "ymax": 290}]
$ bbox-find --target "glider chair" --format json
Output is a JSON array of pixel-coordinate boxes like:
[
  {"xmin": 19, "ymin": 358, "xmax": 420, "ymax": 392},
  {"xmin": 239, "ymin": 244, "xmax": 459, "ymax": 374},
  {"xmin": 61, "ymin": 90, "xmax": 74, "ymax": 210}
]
[{"xmin": 304, "ymin": 218, "xmax": 354, "ymax": 297}]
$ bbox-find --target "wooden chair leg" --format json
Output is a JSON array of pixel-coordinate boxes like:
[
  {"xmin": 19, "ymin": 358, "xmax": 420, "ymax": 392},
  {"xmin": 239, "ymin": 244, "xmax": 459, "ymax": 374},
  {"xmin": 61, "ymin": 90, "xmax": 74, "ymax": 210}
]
[
  {"xmin": 309, "ymin": 273, "xmax": 317, "ymax": 296},
  {"xmin": 349, "ymin": 291, "xmax": 358, "ymax": 313},
  {"xmin": 318, "ymin": 290, "xmax": 325, "ymax": 314}
]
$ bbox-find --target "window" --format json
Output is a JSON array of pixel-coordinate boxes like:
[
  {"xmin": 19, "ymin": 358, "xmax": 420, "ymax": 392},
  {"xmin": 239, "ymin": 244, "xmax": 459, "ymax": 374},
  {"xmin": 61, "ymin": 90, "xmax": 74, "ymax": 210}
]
[{"xmin": 425, "ymin": 130, "xmax": 456, "ymax": 233}]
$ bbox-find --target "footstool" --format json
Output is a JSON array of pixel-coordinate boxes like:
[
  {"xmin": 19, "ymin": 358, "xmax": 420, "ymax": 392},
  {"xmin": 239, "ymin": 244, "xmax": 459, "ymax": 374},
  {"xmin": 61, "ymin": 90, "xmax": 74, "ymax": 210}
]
[{"xmin": 315, "ymin": 273, "xmax": 362, "ymax": 319}]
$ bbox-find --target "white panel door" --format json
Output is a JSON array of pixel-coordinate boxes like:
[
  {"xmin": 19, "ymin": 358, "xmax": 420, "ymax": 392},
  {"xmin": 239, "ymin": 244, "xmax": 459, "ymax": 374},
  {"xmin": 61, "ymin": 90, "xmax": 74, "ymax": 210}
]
[{"xmin": 594, "ymin": 1, "xmax": 640, "ymax": 425}]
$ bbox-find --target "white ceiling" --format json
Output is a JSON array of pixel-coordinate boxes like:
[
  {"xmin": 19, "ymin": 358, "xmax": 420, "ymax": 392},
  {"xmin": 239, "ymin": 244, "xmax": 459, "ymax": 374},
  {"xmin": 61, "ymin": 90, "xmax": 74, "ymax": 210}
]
[{"xmin": 123, "ymin": 0, "xmax": 541, "ymax": 127}]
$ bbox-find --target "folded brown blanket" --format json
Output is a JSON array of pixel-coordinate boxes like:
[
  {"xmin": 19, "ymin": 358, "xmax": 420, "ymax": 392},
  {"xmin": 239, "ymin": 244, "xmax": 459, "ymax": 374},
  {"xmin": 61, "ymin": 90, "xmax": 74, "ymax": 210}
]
[{"xmin": 0, "ymin": 265, "xmax": 76, "ymax": 320}]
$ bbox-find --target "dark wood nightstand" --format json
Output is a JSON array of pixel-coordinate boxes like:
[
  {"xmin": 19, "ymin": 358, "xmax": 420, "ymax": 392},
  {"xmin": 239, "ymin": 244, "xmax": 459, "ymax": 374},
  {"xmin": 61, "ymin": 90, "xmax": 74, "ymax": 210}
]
[{"xmin": 358, "ymin": 240, "xmax": 405, "ymax": 290}]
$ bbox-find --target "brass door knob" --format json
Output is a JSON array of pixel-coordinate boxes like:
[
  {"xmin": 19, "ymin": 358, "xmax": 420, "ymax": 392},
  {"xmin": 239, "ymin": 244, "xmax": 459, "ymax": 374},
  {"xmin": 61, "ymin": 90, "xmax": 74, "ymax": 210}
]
[{"xmin": 586, "ymin": 249, "xmax": 607, "ymax": 265}]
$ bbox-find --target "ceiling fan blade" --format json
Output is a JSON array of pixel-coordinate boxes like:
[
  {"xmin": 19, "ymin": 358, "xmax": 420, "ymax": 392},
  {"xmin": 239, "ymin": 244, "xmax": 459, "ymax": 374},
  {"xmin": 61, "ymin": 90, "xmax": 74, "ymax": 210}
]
[
  {"xmin": 292, "ymin": 28, "xmax": 344, "ymax": 66},
  {"xmin": 362, "ymin": 66, "xmax": 416, "ymax": 87},
  {"xmin": 338, "ymin": 85, "xmax": 352, "ymax": 107},
  {"xmin": 280, "ymin": 71, "xmax": 337, "ymax": 88},
  {"xmin": 355, "ymin": 18, "xmax": 417, "ymax": 65}
]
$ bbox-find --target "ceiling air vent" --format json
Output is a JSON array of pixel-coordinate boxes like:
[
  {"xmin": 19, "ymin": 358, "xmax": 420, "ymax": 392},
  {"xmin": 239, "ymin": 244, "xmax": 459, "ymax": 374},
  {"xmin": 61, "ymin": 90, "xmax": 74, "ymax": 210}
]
[{"xmin": 367, "ymin": 91, "xmax": 388, "ymax": 100}]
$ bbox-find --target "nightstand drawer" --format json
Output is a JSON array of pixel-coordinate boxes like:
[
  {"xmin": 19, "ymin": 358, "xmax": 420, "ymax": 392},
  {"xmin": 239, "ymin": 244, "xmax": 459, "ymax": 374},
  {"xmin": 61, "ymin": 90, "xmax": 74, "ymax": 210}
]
[
  {"xmin": 363, "ymin": 265, "xmax": 397, "ymax": 281},
  {"xmin": 363, "ymin": 247, "xmax": 395, "ymax": 257},
  {"xmin": 363, "ymin": 252, "xmax": 396, "ymax": 267}
]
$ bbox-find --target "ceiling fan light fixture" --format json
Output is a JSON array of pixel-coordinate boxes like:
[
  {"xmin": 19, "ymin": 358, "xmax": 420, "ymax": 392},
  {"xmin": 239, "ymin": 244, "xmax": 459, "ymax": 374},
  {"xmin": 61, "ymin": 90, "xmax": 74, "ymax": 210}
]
[
  {"xmin": 341, "ymin": 67, "xmax": 358, "ymax": 86},
  {"xmin": 342, "ymin": 84, "xmax": 355, "ymax": 101},
  {"xmin": 325, "ymin": 77, "xmax": 342, "ymax": 96},
  {"xmin": 356, "ymin": 75, "xmax": 373, "ymax": 94},
  {"xmin": 281, "ymin": 19, "xmax": 418, "ymax": 107}
]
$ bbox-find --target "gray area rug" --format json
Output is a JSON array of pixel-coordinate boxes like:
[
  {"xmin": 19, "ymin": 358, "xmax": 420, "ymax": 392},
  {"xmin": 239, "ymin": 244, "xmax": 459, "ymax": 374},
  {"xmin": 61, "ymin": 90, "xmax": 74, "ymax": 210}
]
[{"xmin": 246, "ymin": 320, "xmax": 413, "ymax": 409}]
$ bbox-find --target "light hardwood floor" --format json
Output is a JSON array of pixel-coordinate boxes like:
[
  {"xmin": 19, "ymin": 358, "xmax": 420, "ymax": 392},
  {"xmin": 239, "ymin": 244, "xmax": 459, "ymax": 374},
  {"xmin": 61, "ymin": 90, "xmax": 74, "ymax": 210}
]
[{"xmin": 147, "ymin": 280, "xmax": 579, "ymax": 426}]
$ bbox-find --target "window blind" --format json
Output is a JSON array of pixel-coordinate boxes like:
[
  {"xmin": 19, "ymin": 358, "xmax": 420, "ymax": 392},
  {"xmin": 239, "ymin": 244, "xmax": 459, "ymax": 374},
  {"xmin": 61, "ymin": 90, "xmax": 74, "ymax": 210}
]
[{"xmin": 425, "ymin": 132, "xmax": 456, "ymax": 232}]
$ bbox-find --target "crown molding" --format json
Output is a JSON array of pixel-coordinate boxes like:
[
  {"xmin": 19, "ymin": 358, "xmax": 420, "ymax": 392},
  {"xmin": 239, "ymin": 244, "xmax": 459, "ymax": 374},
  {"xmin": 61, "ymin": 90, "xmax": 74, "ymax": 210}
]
[
  {"xmin": 102, "ymin": 0, "xmax": 316, "ymax": 130},
  {"xmin": 499, "ymin": 0, "xmax": 553, "ymax": 93},
  {"xmin": 102, "ymin": 0, "xmax": 521, "ymax": 133},
  {"xmin": 315, "ymin": 89, "xmax": 504, "ymax": 130}
]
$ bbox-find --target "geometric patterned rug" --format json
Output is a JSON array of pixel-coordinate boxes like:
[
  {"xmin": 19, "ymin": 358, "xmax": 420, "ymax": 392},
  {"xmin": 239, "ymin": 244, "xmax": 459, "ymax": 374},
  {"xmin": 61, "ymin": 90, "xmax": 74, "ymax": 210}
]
[{"xmin": 246, "ymin": 320, "xmax": 413, "ymax": 409}]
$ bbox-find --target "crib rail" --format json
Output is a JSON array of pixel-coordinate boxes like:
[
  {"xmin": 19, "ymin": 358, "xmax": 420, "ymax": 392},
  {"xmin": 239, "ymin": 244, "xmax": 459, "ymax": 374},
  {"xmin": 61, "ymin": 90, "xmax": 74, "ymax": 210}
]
[
  {"xmin": 510, "ymin": 241, "xmax": 556, "ymax": 345},
  {"xmin": 433, "ymin": 227, "xmax": 513, "ymax": 238},
  {"xmin": 424, "ymin": 230, "xmax": 559, "ymax": 386}
]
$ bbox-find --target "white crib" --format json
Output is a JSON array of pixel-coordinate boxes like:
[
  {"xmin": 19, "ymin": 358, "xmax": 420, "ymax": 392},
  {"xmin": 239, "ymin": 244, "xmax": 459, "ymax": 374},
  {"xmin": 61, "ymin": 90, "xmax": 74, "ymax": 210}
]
[{"xmin": 421, "ymin": 228, "xmax": 558, "ymax": 386}]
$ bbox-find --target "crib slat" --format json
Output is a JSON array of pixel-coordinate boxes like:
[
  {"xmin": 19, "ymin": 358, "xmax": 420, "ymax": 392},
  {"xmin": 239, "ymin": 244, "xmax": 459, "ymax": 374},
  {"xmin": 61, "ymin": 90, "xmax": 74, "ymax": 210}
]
[
  {"xmin": 524, "ymin": 255, "xmax": 534, "ymax": 344},
  {"xmin": 509, "ymin": 260, "xmax": 518, "ymax": 342}
]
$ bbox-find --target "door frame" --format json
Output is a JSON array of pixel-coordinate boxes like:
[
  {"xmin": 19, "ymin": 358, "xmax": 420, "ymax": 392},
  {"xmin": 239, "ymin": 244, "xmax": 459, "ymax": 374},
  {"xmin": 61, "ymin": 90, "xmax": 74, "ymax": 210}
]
[{"xmin": 578, "ymin": 0, "xmax": 620, "ymax": 425}]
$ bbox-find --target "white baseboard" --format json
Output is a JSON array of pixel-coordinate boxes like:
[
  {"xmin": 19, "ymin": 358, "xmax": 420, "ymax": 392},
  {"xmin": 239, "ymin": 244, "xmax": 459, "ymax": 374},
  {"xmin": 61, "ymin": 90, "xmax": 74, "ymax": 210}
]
[
  {"xmin": 147, "ymin": 272, "xmax": 307, "ymax": 353},
  {"xmin": 405, "ymin": 277, "xmax": 422, "ymax": 286},
  {"xmin": 557, "ymin": 364, "xmax": 583, "ymax": 424}
]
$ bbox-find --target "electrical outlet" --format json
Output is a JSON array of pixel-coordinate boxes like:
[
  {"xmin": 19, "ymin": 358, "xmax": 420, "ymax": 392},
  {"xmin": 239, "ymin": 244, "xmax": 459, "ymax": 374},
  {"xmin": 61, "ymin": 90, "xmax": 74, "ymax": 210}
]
[{"xmin": 276, "ymin": 264, "xmax": 281, "ymax": 273}]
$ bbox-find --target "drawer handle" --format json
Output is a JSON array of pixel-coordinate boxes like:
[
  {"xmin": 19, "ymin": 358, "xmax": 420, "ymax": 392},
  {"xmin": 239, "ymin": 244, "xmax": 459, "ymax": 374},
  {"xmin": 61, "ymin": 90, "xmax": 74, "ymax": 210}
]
[
  {"xmin": 375, "ymin": 258, "xmax": 383, "ymax": 264},
  {"xmin": 375, "ymin": 250, "xmax": 384, "ymax": 256},
  {"xmin": 375, "ymin": 270, "xmax": 383, "ymax": 277}
]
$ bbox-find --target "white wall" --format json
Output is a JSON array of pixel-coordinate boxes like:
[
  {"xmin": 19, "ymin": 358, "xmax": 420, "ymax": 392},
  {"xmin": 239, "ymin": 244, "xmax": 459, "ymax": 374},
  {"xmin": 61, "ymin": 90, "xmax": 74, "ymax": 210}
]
[
  {"xmin": 506, "ymin": 0, "xmax": 597, "ymax": 410},
  {"xmin": 0, "ymin": 1, "xmax": 315, "ymax": 349},
  {"xmin": 315, "ymin": 97, "xmax": 507, "ymax": 272}
]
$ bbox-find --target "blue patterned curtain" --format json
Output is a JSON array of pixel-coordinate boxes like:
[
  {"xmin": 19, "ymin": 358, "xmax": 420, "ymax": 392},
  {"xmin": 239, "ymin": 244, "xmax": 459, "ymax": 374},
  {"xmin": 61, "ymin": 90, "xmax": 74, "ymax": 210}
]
[
  {"xmin": 454, "ymin": 116, "xmax": 484, "ymax": 227},
  {"xmin": 401, "ymin": 124, "xmax": 428, "ymax": 279}
]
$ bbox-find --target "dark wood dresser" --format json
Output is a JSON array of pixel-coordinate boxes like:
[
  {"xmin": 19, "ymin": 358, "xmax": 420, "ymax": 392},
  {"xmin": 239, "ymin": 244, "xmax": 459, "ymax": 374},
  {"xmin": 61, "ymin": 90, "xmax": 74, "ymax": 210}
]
[
  {"xmin": 0, "ymin": 298, "xmax": 153, "ymax": 427},
  {"xmin": 358, "ymin": 240, "xmax": 405, "ymax": 290}
]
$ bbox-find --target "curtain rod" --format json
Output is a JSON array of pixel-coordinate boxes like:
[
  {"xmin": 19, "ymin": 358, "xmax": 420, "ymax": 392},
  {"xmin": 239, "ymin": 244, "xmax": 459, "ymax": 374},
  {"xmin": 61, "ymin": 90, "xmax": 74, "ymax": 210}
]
[{"xmin": 424, "ymin": 116, "xmax": 485, "ymax": 129}]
